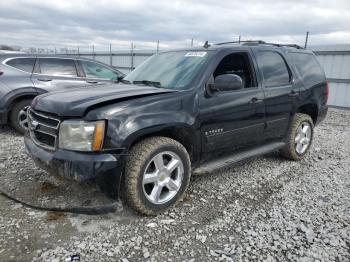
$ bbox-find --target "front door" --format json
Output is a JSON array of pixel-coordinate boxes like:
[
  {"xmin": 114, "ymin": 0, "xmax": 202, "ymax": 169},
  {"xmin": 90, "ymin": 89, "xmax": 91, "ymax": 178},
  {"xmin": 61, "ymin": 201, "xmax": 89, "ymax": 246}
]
[
  {"xmin": 199, "ymin": 51, "xmax": 266, "ymax": 154},
  {"xmin": 31, "ymin": 58, "xmax": 86, "ymax": 93}
]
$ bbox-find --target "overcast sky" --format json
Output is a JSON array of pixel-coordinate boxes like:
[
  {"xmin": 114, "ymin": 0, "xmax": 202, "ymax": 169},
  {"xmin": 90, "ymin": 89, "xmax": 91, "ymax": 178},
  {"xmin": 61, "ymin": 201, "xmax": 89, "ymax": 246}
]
[{"xmin": 0, "ymin": 0, "xmax": 349, "ymax": 50}]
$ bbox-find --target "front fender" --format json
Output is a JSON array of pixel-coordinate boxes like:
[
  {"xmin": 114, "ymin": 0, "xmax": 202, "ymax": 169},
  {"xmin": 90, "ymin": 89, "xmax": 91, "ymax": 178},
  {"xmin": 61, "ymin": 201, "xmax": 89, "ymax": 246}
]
[{"xmin": 104, "ymin": 110, "xmax": 197, "ymax": 150}]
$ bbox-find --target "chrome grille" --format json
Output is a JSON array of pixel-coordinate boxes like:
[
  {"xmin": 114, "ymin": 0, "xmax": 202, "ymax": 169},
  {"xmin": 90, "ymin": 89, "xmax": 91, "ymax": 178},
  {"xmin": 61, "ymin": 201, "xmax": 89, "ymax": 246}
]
[{"xmin": 28, "ymin": 108, "xmax": 60, "ymax": 150}]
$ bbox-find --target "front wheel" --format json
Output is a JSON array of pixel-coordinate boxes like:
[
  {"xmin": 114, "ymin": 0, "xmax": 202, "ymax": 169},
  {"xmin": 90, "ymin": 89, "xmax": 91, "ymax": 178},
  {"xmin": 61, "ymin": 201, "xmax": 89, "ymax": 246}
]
[
  {"xmin": 280, "ymin": 113, "xmax": 314, "ymax": 161},
  {"xmin": 124, "ymin": 136, "xmax": 191, "ymax": 215},
  {"xmin": 10, "ymin": 99, "xmax": 32, "ymax": 134}
]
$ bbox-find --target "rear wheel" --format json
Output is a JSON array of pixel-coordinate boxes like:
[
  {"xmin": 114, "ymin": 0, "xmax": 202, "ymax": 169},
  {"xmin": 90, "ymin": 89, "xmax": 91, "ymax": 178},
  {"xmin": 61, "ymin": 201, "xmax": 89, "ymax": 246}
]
[
  {"xmin": 280, "ymin": 113, "xmax": 314, "ymax": 161},
  {"xmin": 124, "ymin": 136, "xmax": 191, "ymax": 215},
  {"xmin": 10, "ymin": 99, "xmax": 32, "ymax": 134}
]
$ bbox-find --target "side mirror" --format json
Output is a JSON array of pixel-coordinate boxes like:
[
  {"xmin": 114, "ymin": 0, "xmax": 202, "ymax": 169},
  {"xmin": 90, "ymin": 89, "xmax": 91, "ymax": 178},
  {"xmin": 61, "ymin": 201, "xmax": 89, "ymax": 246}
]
[
  {"xmin": 111, "ymin": 75, "xmax": 123, "ymax": 83},
  {"xmin": 210, "ymin": 74, "xmax": 244, "ymax": 92}
]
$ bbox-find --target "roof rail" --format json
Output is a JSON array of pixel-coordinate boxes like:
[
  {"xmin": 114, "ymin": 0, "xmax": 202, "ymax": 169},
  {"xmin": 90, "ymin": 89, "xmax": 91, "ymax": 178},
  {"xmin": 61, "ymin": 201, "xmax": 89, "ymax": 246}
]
[
  {"xmin": 215, "ymin": 40, "xmax": 266, "ymax": 45},
  {"xmin": 214, "ymin": 40, "xmax": 304, "ymax": 49},
  {"xmin": 264, "ymin": 43, "xmax": 304, "ymax": 49}
]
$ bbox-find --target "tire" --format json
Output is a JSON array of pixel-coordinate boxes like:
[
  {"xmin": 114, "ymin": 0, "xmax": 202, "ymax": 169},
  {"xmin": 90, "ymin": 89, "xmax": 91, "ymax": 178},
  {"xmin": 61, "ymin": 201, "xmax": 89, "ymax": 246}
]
[
  {"xmin": 10, "ymin": 99, "xmax": 32, "ymax": 134},
  {"xmin": 280, "ymin": 113, "xmax": 314, "ymax": 161},
  {"xmin": 124, "ymin": 136, "xmax": 191, "ymax": 215}
]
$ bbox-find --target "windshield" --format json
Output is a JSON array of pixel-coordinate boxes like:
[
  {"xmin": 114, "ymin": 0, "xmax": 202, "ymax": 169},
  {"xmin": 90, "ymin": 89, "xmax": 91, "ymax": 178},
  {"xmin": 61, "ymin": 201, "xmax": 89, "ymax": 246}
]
[{"xmin": 124, "ymin": 50, "xmax": 211, "ymax": 90}]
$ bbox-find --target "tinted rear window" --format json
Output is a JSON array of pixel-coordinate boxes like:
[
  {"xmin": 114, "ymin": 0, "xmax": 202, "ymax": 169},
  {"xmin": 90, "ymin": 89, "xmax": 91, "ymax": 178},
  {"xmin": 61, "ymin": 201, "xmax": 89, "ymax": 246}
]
[
  {"xmin": 289, "ymin": 52, "xmax": 325, "ymax": 87},
  {"xmin": 39, "ymin": 58, "xmax": 77, "ymax": 76},
  {"xmin": 6, "ymin": 58, "xmax": 35, "ymax": 73},
  {"xmin": 256, "ymin": 51, "xmax": 291, "ymax": 87}
]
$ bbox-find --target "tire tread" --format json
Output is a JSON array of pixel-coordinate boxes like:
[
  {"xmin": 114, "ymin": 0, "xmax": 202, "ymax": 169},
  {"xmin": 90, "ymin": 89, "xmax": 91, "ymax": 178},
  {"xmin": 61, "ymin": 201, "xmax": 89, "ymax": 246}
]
[
  {"xmin": 125, "ymin": 136, "xmax": 190, "ymax": 215},
  {"xmin": 280, "ymin": 113, "xmax": 314, "ymax": 161}
]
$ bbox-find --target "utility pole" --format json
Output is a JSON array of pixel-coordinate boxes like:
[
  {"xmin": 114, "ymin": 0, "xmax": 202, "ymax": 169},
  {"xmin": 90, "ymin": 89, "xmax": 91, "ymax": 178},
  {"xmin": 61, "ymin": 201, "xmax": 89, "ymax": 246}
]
[
  {"xmin": 304, "ymin": 31, "xmax": 309, "ymax": 48},
  {"xmin": 157, "ymin": 40, "xmax": 159, "ymax": 53},
  {"xmin": 191, "ymin": 38, "xmax": 194, "ymax": 47},
  {"xmin": 238, "ymin": 35, "xmax": 241, "ymax": 43},
  {"xmin": 109, "ymin": 43, "xmax": 112, "ymax": 66},
  {"xmin": 92, "ymin": 45, "xmax": 95, "ymax": 60},
  {"xmin": 131, "ymin": 42, "xmax": 134, "ymax": 71}
]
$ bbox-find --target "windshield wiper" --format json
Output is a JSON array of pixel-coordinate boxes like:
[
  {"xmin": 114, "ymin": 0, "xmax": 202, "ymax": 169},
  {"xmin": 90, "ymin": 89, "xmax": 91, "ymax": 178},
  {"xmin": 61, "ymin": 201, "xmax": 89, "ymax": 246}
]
[
  {"xmin": 133, "ymin": 80, "xmax": 162, "ymax": 88},
  {"xmin": 119, "ymin": 79, "xmax": 131, "ymax": 84}
]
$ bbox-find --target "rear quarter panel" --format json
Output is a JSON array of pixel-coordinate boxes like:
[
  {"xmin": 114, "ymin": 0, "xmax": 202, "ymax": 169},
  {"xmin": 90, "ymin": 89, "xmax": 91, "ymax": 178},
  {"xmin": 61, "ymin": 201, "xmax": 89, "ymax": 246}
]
[
  {"xmin": 286, "ymin": 51, "xmax": 328, "ymax": 124},
  {"xmin": 0, "ymin": 60, "xmax": 38, "ymax": 109}
]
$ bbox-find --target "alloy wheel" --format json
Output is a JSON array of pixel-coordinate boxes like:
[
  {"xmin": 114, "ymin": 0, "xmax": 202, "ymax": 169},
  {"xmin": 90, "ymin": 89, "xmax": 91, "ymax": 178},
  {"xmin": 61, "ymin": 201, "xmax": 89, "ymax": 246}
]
[
  {"xmin": 142, "ymin": 151, "xmax": 184, "ymax": 205},
  {"xmin": 295, "ymin": 121, "xmax": 312, "ymax": 155},
  {"xmin": 18, "ymin": 106, "xmax": 29, "ymax": 130}
]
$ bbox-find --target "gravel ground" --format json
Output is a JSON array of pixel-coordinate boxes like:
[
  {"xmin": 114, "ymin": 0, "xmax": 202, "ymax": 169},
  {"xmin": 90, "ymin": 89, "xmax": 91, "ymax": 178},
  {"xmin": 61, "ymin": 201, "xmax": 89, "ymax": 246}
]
[{"xmin": 0, "ymin": 108, "xmax": 349, "ymax": 262}]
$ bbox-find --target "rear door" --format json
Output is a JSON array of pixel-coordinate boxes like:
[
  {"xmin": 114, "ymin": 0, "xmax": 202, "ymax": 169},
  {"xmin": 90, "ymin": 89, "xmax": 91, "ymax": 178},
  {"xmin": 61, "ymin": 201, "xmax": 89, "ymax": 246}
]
[
  {"xmin": 77, "ymin": 59, "xmax": 122, "ymax": 86},
  {"xmin": 1, "ymin": 57, "xmax": 37, "ymax": 89},
  {"xmin": 31, "ymin": 57, "xmax": 86, "ymax": 92},
  {"xmin": 252, "ymin": 48, "xmax": 300, "ymax": 140}
]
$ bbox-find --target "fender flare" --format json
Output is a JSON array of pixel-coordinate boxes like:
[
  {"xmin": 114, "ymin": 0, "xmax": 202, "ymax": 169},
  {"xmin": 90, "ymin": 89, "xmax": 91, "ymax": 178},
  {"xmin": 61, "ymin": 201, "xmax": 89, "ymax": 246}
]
[
  {"xmin": 3, "ymin": 87, "xmax": 40, "ymax": 110},
  {"xmin": 121, "ymin": 122, "xmax": 201, "ymax": 162}
]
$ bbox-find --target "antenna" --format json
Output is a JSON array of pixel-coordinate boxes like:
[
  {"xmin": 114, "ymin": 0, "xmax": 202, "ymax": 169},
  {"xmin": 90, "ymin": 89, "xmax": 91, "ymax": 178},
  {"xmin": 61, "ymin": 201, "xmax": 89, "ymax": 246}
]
[
  {"xmin": 304, "ymin": 31, "xmax": 309, "ymax": 48},
  {"xmin": 203, "ymin": 41, "xmax": 211, "ymax": 49}
]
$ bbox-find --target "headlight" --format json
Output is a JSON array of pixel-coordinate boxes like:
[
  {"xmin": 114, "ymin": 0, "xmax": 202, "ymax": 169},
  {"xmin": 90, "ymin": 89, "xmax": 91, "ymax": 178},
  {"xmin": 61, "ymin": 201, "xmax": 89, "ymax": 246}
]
[{"xmin": 59, "ymin": 120, "xmax": 105, "ymax": 152}]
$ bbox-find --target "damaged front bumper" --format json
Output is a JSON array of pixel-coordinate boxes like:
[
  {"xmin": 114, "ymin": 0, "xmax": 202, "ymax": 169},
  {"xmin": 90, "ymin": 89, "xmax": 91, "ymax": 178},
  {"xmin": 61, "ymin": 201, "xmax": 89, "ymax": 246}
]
[{"xmin": 24, "ymin": 135, "xmax": 124, "ymax": 197}]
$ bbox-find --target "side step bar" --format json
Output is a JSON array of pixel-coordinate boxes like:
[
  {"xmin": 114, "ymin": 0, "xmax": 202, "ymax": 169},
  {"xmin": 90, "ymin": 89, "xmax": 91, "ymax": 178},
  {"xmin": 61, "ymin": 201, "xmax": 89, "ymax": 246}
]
[{"xmin": 193, "ymin": 142, "xmax": 285, "ymax": 175}]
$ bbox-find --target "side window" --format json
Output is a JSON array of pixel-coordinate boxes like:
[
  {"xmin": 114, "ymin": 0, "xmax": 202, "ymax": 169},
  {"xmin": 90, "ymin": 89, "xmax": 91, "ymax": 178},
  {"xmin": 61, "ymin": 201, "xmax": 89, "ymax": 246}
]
[
  {"xmin": 257, "ymin": 51, "xmax": 291, "ymax": 87},
  {"xmin": 39, "ymin": 58, "xmax": 77, "ymax": 76},
  {"xmin": 80, "ymin": 60, "xmax": 119, "ymax": 80},
  {"xmin": 6, "ymin": 58, "xmax": 36, "ymax": 73},
  {"xmin": 289, "ymin": 52, "xmax": 325, "ymax": 87},
  {"xmin": 213, "ymin": 52, "xmax": 256, "ymax": 88}
]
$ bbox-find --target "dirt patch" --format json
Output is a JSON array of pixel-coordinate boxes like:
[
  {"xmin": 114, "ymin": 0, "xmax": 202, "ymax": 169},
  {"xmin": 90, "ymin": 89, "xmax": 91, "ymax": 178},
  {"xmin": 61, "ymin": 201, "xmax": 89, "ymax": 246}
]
[
  {"xmin": 46, "ymin": 211, "xmax": 66, "ymax": 221},
  {"xmin": 40, "ymin": 182, "xmax": 57, "ymax": 193}
]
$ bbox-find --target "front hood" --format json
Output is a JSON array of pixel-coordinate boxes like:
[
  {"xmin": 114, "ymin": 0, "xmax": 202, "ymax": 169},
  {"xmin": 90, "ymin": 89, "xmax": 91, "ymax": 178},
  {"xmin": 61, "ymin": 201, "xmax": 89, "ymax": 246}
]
[{"xmin": 32, "ymin": 83, "xmax": 178, "ymax": 117}]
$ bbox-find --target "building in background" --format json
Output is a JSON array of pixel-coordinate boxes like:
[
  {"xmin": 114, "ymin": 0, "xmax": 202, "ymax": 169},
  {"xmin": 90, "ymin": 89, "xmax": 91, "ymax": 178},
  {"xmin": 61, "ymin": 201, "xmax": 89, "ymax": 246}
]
[{"xmin": 312, "ymin": 44, "xmax": 350, "ymax": 108}]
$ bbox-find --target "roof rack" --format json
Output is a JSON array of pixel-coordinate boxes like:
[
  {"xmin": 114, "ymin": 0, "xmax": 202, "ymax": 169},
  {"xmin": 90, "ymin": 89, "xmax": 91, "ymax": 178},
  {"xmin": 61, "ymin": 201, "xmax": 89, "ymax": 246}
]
[
  {"xmin": 215, "ymin": 40, "xmax": 266, "ymax": 45},
  {"xmin": 214, "ymin": 40, "xmax": 304, "ymax": 49},
  {"xmin": 265, "ymin": 43, "xmax": 304, "ymax": 49}
]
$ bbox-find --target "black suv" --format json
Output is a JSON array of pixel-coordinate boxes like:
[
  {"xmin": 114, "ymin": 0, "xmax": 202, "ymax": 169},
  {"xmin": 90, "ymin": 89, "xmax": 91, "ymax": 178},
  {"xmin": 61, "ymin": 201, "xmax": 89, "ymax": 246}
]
[
  {"xmin": 24, "ymin": 41, "xmax": 328, "ymax": 215},
  {"xmin": 0, "ymin": 54, "xmax": 124, "ymax": 133}
]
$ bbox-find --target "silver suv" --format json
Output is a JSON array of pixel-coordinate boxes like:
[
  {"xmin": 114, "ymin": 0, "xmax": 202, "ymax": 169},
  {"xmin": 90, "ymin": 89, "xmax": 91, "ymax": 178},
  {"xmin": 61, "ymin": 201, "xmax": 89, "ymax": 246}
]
[{"xmin": 0, "ymin": 54, "xmax": 124, "ymax": 133}]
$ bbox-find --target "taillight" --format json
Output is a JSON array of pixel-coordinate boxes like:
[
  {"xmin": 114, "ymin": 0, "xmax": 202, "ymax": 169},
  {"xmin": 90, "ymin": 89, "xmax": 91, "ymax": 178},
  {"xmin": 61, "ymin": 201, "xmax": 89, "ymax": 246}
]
[{"xmin": 325, "ymin": 80, "xmax": 329, "ymax": 105}]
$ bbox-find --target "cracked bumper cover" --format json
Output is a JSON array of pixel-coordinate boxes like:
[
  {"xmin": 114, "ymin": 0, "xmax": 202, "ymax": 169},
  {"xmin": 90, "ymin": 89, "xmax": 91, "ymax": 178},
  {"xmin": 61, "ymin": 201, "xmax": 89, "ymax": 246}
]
[{"xmin": 24, "ymin": 135, "xmax": 124, "ymax": 196}]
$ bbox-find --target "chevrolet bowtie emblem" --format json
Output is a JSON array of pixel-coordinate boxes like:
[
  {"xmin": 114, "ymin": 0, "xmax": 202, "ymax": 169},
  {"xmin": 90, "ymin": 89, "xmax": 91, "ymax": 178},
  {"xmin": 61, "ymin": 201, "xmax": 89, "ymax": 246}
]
[{"xmin": 30, "ymin": 120, "xmax": 39, "ymax": 131}]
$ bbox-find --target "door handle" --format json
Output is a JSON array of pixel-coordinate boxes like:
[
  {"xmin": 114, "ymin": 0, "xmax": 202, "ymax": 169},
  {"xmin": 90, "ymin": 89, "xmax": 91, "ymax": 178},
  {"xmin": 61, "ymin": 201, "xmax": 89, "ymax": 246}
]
[
  {"xmin": 249, "ymin": 97, "xmax": 263, "ymax": 104},
  {"xmin": 37, "ymin": 78, "xmax": 52, "ymax": 82},
  {"xmin": 86, "ymin": 80, "xmax": 99, "ymax": 84},
  {"xmin": 288, "ymin": 91, "xmax": 299, "ymax": 97}
]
